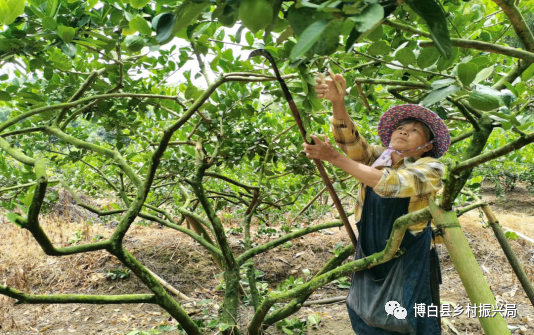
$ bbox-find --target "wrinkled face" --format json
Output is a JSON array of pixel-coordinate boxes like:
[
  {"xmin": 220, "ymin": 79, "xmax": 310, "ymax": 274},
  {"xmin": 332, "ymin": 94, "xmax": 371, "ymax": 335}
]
[{"xmin": 390, "ymin": 121, "xmax": 433, "ymax": 157}]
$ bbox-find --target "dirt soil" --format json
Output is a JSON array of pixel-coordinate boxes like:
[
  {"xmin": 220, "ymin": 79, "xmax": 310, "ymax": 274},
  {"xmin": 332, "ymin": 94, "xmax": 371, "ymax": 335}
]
[{"xmin": 1, "ymin": 185, "xmax": 534, "ymax": 335}]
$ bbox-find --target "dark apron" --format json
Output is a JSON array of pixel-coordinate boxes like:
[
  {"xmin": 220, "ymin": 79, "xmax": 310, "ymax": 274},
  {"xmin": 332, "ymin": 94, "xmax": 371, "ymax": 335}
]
[{"xmin": 346, "ymin": 186, "xmax": 441, "ymax": 335}]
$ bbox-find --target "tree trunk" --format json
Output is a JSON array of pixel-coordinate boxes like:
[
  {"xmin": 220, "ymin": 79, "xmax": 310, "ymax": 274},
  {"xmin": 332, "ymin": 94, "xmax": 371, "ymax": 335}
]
[
  {"xmin": 221, "ymin": 267, "xmax": 241, "ymax": 335},
  {"xmin": 429, "ymin": 200, "xmax": 510, "ymax": 335}
]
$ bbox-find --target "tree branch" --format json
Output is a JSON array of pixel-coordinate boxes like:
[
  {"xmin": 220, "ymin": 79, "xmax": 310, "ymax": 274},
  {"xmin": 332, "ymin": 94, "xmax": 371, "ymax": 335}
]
[
  {"xmin": 0, "ymin": 126, "xmax": 45, "ymax": 137},
  {"xmin": 237, "ymin": 220, "xmax": 343, "ymax": 266},
  {"xmin": 54, "ymin": 70, "xmax": 100, "ymax": 127},
  {"xmin": 0, "ymin": 285, "xmax": 157, "ymax": 304},
  {"xmin": 205, "ymin": 172, "xmax": 259, "ymax": 192},
  {"xmin": 491, "ymin": 0, "xmax": 534, "ymax": 52},
  {"xmin": 420, "ymin": 39, "xmax": 534, "ymax": 63},
  {"xmin": 452, "ymin": 132, "xmax": 534, "ymax": 173},
  {"xmin": 0, "ymin": 136, "xmax": 35, "ymax": 165},
  {"xmin": 0, "ymin": 93, "xmax": 180, "ymax": 133},
  {"xmin": 13, "ymin": 163, "xmax": 111, "ymax": 256},
  {"xmin": 451, "ymin": 130, "xmax": 474, "ymax": 145}
]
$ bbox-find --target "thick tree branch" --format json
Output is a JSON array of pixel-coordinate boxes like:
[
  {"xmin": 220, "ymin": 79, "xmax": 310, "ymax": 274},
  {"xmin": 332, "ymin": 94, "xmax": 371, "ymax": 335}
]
[
  {"xmin": 353, "ymin": 78, "xmax": 430, "ymax": 89},
  {"xmin": 0, "ymin": 93, "xmax": 179, "ymax": 133},
  {"xmin": 491, "ymin": 0, "xmax": 534, "ymax": 52},
  {"xmin": 448, "ymin": 99, "xmax": 481, "ymax": 130},
  {"xmin": 492, "ymin": 61, "xmax": 532, "ymax": 91},
  {"xmin": 13, "ymin": 162, "xmax": 111, "ymax": 256},
  {"xmin": 453, "ymin": 132, "xmax": 534, "ymax": 173},
  {"xmin": 420, "ymin": 39, "xmax": 534, "ymax": 63},
  {"xmin": 0, "ymin": 285, "xmax": 157, "ymax": 304},
  {"xmin": 451, "ymin": 130, "xmax": 474, "ymax": 145},
  {"xmin": 0, "ymin": 136, "xmax": 35, "ymax": 165},
  {"xmin": 137, "ymin": 211, "xmax": 223, "ymax": 260},
  {"xmin": 45, "ymin": 126, "xmax": 143, "ymax": 189},
  {"xmin": 237, "ymin": 220, "xmax": 343, "ymax": 266},
  {"xmin": 60, "ymin": 181, "xmax": 126, "ymax": 216},
  {"xmin": 112, "ymin": 247, "xmax": 201, "ymax": 335},
  {"xmin": 0, "ymin": 126, "xmax": 45, "ymax": 137},
  {"xmin": 263, "ymin": 244, "xmax": 354, "ymax": 326}
]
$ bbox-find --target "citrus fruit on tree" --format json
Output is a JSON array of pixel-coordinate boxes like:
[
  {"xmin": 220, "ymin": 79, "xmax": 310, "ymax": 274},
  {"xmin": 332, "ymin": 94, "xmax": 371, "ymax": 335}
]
[
  {"xmin": 123, "ymin": 35, "xmax": 145, "ymax": 52},
  {"xmin": 238, "ymin": 0, "xmax": 273, "ymax": 33}
]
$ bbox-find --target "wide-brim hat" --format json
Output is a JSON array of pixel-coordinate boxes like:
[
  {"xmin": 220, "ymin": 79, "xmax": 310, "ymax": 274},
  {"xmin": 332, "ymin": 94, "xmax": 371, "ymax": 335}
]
[{"xmin": 377, "ymin": 104, "xmax": 450, "ymax": 158}]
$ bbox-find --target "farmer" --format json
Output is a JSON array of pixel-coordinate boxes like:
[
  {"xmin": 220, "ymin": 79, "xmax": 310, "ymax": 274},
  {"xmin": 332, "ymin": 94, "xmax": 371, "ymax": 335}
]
[{"xmin": 303, "ymin": 74, "xmax": 450, "ymax": 334}]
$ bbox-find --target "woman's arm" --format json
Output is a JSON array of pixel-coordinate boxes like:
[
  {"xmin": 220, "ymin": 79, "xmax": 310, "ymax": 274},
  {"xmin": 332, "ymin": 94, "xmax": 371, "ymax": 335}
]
[
  {"xmin": 302, "ymin": 134, "xmax": 383, "ymax": 188},
  {"xmin": 316, "ymin": 74, "xmax": 379, "ymax": 165}
]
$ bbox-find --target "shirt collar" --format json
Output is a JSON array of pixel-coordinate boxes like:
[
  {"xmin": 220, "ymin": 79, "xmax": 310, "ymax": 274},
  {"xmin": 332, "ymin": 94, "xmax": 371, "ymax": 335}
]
[{"xmin": 391, "ymin": 155, "xmax": 421, "ymax": 168}]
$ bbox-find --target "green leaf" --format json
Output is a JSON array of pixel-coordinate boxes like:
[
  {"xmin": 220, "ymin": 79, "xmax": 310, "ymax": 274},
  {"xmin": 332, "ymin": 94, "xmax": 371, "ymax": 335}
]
[
  {"xmin": 22, "ymin": 185, "xmax": 36, "ymax": 208},
  {"xmin": 60, "ymin": 42, "xmax": 77, "ymax": 57},
  {"xmin": 0, "ymin": 91, "xmax": 10, "ymax": 101},
  {"xmin": 0, "ymin": 0, "xmax": 26, "ymax": 25},
  {"xmin": 130, "ymin": 0, "xmax": 149, "ymax": 9},
  {"xmin": 172, "ymin": 0, "xmax": 209, "ymax": 35},
  {"xmin": 153, "ymin": 12, "xmax": 176, "ymax": 44},
  {"xmin": 404, "ymin": 0, "xmax": 451, "ymax": 58},
  {"xmin": 436, "ymin": 47, "xmax": 458, "ymax": 71},
  {"xmin": 520, "ymin": 63, "xmax": 534, "ymax": 81},
  {"xmin": 395, "ymin": 48, "xmax": 416, "ymax": 67},
  {"xmin": 517, "ymin": 122, "xmax": 534, "ymax": 131},
  {"xmin": 290, "ymin": 19, "xmax": 331, "ymax": 60},
  {"xmin": 367, "ymin": 41, "xmax": 390, "ymax": 56},
  {"xmin": 516, "ymin": 82, "xmax": 526, "ymax": 96},
  {"xmin": 422, "ymin": 85, "xmax": 461, "ymax": 106},
  {"xmin": 348, "ymin": 3, "xmax": 384, "ymax": 33},
  {"xmin": 488, "ymin": 111, "xmax": 520, "ymax": 126},
  {"xmin": 44, "ymin": 0, "xmax": 58, "ymax": 17},
  {"xmin": 282, "ymin": 327, "xmax": 294, "ymax": 335},
  {"xmin": 417, "ymin": 48, "xmax": 440, "ymax": 69},
  {"xmin": 473, "ymin": 65, "xmax": 493, "ymax": 84},
  {"xmin": 57, "ymin": 25, "xmax": 76, "ymax": 43},
  {"xmin": 431, "ymin": 78, "xmax": 456, "ymax": 89},
  {"xmin": 367, "ymin": 24, "xmax": 383, "ymax": 42},
  {"xmin": 129, "ymin": 15, "xmax": 152, "ymax": 36},
  {"xmin": 457, "ymin": 62, "xmax": 478, "ymax": 87},
  {"xmin": 505, "ymin": 231, "xmax": 519, "ymax": 240},
  {"xmin": 7, "ymin": 213, "xmax": 22, "ymax": 227},
  {"xmin": 345, "ymin": 26, "xmax": 362, "ymax": 53},
  {"xmin": 42, "ymin": 16, "xmax": 57, "ymax": 30},
  {"xmin": 48, "ymin": 48, "xmax": 72, "ymax": 71}
]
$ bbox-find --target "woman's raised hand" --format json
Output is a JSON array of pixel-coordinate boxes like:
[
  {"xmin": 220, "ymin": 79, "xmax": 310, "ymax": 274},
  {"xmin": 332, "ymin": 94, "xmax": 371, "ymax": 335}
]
[{"xmin": 315, "ymin": 73, "xmax": 346, "ymax": 103}]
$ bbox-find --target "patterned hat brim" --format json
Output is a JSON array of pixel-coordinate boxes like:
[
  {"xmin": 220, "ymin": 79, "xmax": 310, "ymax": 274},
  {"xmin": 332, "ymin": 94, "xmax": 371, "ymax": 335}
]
[{"xmin": 377, "ymin": 104, "xmax": 451, "ymax": 158}]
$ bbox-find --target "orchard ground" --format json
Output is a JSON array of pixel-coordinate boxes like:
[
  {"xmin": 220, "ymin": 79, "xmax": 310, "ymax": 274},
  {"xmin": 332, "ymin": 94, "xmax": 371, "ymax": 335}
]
[{"xmin": 1, "ymin": 183, "xmax": 533, "ymax": 335}]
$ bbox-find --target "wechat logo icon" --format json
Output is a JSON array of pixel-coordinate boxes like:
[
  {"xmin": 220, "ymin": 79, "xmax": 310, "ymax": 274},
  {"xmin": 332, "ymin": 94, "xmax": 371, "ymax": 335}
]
[{"xmin": 385, "ymin": 300, "xmax": 407, "ymax": 320}]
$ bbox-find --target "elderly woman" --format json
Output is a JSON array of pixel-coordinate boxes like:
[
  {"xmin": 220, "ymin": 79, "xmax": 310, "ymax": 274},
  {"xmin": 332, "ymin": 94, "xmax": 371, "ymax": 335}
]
[{"xmin": 302, "ymin": 74, "xmax": 450, "ymax": 334}]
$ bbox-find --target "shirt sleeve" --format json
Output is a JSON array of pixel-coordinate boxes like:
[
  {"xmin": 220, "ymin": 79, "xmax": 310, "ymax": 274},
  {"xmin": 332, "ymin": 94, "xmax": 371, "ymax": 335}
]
[
  {"xmin": 372, "ymin": 157, "xmax": 445, "ymax": 198},
  {"xmin": 329, "ymin": 116, "xmax": 383, "ymax": 166}
]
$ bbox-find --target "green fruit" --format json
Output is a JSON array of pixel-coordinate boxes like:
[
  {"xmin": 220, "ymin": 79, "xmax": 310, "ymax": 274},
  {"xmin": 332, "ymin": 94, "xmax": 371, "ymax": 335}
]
[
  {"xmin": 287, "ymin": 5, "xmax": 341, "ymax": 57},
  {"xmin": 219, "ymin": 12, "xmax": 237, "ymax": 27},
  {"xmin": 468, "ymin": 90, "xmax": 501, "ymax": 111},
  {"xmin": 124, "ymin": 35, "xmax": 145, "ymax": 52},
  {"xmin": 238, "ymin": 0, "xmax": 273, "ymax": 33}
]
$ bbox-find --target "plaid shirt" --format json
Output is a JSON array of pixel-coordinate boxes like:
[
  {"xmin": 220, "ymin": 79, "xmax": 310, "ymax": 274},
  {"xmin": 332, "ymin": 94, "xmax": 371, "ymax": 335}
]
[{"xmin": 330, "ymin": 117, "xmax": 445, "ymax": 234}]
